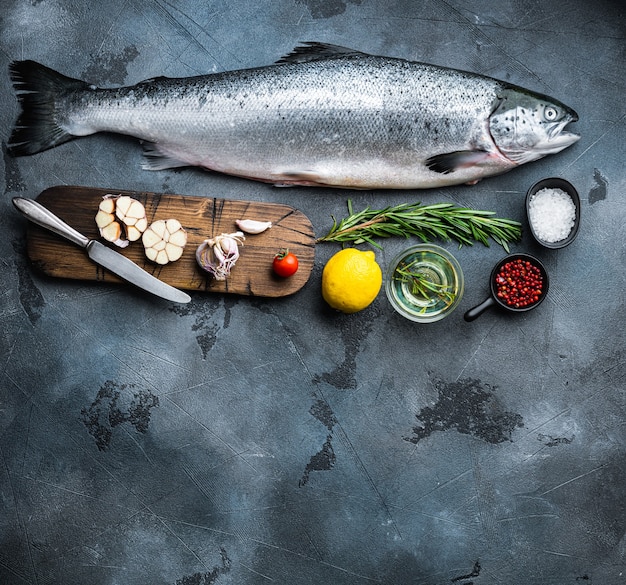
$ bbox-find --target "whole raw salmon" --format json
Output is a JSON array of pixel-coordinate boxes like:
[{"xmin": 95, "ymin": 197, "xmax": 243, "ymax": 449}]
[{"xmin": 8, "ymin": 43, "xmax": 579, "ymax": 190}]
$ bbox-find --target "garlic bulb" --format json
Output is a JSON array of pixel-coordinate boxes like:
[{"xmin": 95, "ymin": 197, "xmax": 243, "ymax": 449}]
[
  {"xmin": 196, "ymin": 231, "xmax": 245, "ymax": 280},
  {"xmin": 142, "ymin": 219, "xmax": 188, "ymax": 265}
]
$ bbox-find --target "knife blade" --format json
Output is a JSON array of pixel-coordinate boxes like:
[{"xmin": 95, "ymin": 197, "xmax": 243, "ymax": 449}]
[{"xmin": 13, "ymin": 197, "xmax": 191, "ymax": 304}]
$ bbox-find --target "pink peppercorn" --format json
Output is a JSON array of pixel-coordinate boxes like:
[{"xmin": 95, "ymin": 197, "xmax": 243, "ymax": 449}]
[{"xmin": 494, "ymin": 259, "xmax": 543, "ymax": 308}]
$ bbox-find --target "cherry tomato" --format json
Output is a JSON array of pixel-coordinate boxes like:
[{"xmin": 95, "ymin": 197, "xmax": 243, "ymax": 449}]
[{"xmin": 273, "ymin": 249, "xmax": 299, "ymax": 277}]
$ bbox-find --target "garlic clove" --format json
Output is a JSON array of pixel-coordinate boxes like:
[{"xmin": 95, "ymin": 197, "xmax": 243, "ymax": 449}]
[
  {"xmin": 145, "ymin": 247, "xmax": 158, "ymax": 262},
  {"xmin": 115, "ymin": 196, "xmax": 132, "ymax": 218},
  {"xmin": 95, "ymin": 209, "xmax": 115, "ymax": 229},
  {"xmin": 135, "ymin": 217, "xmax": 148, "ymax": 233},
  {"xmin": 126, "ymin": 225, "xmax": 143, "ymax": 242},
  {"xmin": 165, "ymin": 219, "xmax": 182, "ymax": 234},
  {"xmin": 168, "ymin": 229, "xmax": 188, "ymax": 247},
  {"xmin": 235, "ymin": 219, "xmax": 272, "ymax": 234},
  {"xmin": 99, "ymin": 198, "xmax": 116, "ymax": 214},
  {"xmin": 165, "ymin": 242, "xmax": 184, "ymax": 262},
  {"xmin": 212, "ymin": 241, "xmax": 226, "ymax": 264},
  {"xmin": 150, "ymin": 220, "xmax": 167, "ymax": 239},
  {"xmin": 100, "ymin": 221, "xmax": 122, "ymax": 242},
  {"xmin": 99, "ymin": 222, "xmax": 129, "ymax": 248},
  {"xmin": 142, "ymin": 229, "xmax": 161, "ymax": 248},
  {"xmin": 220, "ymin": 236, "xmax": 239, "ymax": 256}
]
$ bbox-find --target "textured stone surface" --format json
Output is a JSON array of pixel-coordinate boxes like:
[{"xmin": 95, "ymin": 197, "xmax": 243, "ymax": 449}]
[{"xmin": 1, "ymin": 2, "xmax": 624, "ymax": 583}]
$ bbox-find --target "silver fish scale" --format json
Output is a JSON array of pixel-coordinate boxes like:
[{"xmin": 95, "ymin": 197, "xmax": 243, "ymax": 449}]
[{"xmin": 62, "ymin": 55, "xmax": 502, "ymax": 188}]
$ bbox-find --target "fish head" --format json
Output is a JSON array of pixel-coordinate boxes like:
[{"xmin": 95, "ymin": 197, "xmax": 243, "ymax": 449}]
[{"xmin": 489, "ymin": 88, "xmax": 579, "ymax": 165}]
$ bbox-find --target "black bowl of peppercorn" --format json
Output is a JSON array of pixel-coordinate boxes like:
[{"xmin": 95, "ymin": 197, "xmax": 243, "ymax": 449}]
[{"xmin": 464, "ymin": 253, "xmax": 549, "ymax": 321}]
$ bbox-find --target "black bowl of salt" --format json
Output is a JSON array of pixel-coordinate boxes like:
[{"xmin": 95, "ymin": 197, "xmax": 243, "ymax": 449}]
[{"xmin": 526, "ymin": 178, "xmax": 580, "ymax": 249}]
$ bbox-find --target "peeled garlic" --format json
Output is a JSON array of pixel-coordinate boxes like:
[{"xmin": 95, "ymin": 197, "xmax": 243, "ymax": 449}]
[
  {"xmin": 196, "ymin": 231, "xmax": 245, "ymax": 280},
  {"xmin": 235, "ymin": 219, "xmax": 272, "ymax": 234},
  {"xmin": 95, "ymin": 195, "xmax": 147, "ymax": 247},
  {"xmin": 142, "ymin": 219, "xmax": 188, "ymax": 265}
]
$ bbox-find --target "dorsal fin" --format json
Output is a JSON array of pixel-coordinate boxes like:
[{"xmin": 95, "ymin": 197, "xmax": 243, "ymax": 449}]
[
  {"xmin": 137, "ymin": 76, "xmax": 169, "ymax": 84},
  {"xmin": 276, "ymin": 42, "xmax": 368, "ymax": 64}
]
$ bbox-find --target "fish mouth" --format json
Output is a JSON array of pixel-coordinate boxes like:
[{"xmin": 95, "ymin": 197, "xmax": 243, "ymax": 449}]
[
  {"xmin": 543, "ymin": 117, "xmax": 580, "ymax": 154},
  {"xmin": 511, "ymin": 117, "xmax": 580, "ymax": 163}
]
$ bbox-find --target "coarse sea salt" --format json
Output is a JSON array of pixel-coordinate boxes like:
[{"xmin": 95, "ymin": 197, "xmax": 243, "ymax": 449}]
[{"xmin": 528, "ymin": 187, "xmax": 576, "ymax": 243}]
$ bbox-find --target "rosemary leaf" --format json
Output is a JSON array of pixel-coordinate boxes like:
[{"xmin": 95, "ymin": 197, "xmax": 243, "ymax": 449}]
[{"xmin": 317, "ymin": 200, "xmax": 522, "ymax": 250}]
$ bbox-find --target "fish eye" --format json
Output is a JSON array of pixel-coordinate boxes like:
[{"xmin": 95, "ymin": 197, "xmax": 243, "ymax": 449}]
[{"xmin": 544, "ymin": 106, "xmax": 559, "ymax": 121}]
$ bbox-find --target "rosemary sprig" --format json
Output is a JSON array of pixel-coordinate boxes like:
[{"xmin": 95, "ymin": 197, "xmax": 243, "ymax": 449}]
[
  {"xmin": 394, "ymin": 261, "xmax": 456, "ymax": 311},
  {"xmin": 317, "ymin": 200, "xmax": 522, "ymax": 252}
]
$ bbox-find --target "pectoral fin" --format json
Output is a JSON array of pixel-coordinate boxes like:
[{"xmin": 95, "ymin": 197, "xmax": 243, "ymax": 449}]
[{"xmin": 425, "ymin": 150, "xmax": 493, "ymax": 174}]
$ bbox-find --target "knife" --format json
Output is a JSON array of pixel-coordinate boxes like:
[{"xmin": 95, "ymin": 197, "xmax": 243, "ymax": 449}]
[{"xmin": 13, "ymin": 197, "xmax": 191, "ymax": 304}]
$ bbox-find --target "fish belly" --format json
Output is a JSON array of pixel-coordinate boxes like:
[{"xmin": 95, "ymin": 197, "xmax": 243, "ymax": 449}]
[{"xmin": 63, "ymin": 56, "xmax": 513, "ymax": 189}]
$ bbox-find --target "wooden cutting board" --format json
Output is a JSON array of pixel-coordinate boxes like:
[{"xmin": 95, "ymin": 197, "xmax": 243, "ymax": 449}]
[{"xmin": 25, "ymin": 186, "xmax": 316, "ymax": 297}]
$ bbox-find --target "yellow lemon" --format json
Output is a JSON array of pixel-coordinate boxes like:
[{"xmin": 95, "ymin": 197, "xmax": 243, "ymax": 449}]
[{"xmin": 322, "ymin": 248, "xmax": 382, "ymax": 313}]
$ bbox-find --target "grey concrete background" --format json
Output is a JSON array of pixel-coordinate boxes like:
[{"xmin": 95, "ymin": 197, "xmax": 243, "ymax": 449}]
[{"xmin": 1, "ymin": 1, "xmax": 624, "ymax": 584}]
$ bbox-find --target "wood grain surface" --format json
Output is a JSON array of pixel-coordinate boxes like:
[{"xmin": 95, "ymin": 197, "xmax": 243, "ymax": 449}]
[{"xmin": 25, "ymin": 186, "xmax": 316, "ymax": 297}]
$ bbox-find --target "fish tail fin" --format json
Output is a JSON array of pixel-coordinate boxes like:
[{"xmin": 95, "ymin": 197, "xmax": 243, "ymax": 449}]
[{"xmin": 8, "ymin": 60, "xmax": 87, "ymax": 156}]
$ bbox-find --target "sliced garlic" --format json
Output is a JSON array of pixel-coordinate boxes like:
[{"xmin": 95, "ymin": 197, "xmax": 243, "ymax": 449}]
[
  {"xmin": 95, "ymin": 197, "xmax": 129, "ymax": 248},
  {"xmin": 126, "ymin": 222, "xmax": 147, "ymax": 242},
  {"xmin": 99, "ymin": 197, "xmax": 116, "ymax": 215},
  {"xmin": 115, "ymin": 196, "xmax": 147, "ymax": 241},
  {"xmin": 235, "ymin": 219, "xmax": 272, "ymax": 234},
  {"xmin": 95, "ymin": 195, "xmax": 147, "ymax": 247},
  {"xmin": 98, "ymin": 219, "xmax": 124, "ymax": 245},
  {"xmin": 142, "ymin": 218, "xmax": 187, "ymax": 265}
]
